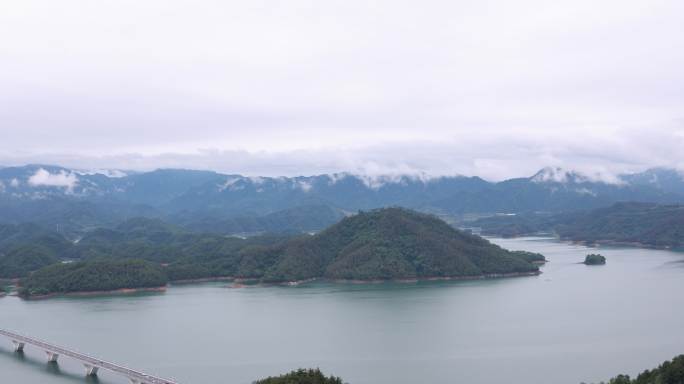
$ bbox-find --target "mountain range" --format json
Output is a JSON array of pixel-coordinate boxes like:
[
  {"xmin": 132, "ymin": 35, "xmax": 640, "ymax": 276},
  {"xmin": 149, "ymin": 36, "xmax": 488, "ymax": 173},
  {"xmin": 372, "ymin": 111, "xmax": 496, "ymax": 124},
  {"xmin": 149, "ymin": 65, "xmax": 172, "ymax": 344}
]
[{"xmin": 1, "ymin": 164, "xmax": 683, "ymax": 234}]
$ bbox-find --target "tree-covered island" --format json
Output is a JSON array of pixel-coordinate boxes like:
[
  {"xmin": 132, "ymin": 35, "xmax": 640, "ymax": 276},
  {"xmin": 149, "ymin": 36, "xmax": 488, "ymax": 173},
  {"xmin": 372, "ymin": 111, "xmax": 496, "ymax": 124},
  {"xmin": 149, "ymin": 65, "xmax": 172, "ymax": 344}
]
[{"xmin": 584, "ymin": 254, "xmax": 607, "ymax": 265}]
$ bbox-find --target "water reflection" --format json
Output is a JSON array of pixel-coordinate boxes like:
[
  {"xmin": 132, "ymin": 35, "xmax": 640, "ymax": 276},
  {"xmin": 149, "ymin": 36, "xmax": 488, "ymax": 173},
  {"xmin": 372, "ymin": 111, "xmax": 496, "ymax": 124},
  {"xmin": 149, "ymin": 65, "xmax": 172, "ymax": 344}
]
[
  {"xmin": 2, "ymin": 237, "xmax": 684, "ymax": 384},
  {"xmin": 0, "ymin": 346, "xmax": 109, "ymax": 383}
]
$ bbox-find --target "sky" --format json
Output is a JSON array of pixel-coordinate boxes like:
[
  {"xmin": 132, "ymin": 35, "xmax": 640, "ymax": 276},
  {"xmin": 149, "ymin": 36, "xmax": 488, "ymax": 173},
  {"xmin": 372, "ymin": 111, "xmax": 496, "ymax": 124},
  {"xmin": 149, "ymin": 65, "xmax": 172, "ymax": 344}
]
[{"xmin": 1, "ymin": 0, "xmax": 683, "ymax": 180}]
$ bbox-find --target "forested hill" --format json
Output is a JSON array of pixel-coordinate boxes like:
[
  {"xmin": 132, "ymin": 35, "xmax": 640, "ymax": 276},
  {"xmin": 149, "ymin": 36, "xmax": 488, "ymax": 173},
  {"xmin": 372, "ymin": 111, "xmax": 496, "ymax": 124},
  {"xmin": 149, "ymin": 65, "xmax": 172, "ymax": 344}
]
[
  {"xmin": 19, "ymin": 259, "xmax": 167, "ymax": 297},
  {"xmin": 0, "ymin": 218, "xmax": 290, "ymax": 279},
  {"xmin": 0, "ymin": 223, "xmax": 73, "ymax": 278},
  {"xmin": 474, "ymin": 202, "xmax": 684, "ymax": 248},
  {"xmin": 2, "ymin": 209, "xmax": 544, "ymax": 287},
  {"xmin": 227, "ymin": 208, "xmax": 542, "ymax": 282},
  {"xmin": 554, "ymin": 203, "xmax": 684, "ymax": 247},
  {"xmin": 597, "ymin": 354, "xmax": 684, "ymax": 384},
  {"xmin": 176, "ymin": 205, "xmax": 345, "ymax": 235},
  {"xmin": 253, "ymin": 355, "xmax": 684, "ymax": 384}
]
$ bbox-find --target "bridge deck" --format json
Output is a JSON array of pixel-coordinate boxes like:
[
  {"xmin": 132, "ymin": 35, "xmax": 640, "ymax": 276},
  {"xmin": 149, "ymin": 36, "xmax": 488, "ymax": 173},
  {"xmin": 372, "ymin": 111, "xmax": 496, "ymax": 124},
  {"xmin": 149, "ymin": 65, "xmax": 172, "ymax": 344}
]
[{"xmin": 0, "ymin": 328, "xmax": 178, "ymax": 384}]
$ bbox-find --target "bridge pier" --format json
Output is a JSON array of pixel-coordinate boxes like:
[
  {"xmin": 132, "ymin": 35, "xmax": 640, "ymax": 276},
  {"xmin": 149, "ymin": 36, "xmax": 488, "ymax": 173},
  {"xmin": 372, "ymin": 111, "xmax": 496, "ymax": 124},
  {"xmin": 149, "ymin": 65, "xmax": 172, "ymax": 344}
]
[
  {"xmin": 2, "ymin": 328, "xmax": 178, "ymax": 384},
  {"xmin": 45, "ymin": 351, "xmax": 59, "ymax": 363},
  {"xmin": 12, "ymin": 340, "xmax": 25, "ymax": 352},
  {"xmin": 84, "ymin": 363, "xmax": 99, "ymax": 376}
]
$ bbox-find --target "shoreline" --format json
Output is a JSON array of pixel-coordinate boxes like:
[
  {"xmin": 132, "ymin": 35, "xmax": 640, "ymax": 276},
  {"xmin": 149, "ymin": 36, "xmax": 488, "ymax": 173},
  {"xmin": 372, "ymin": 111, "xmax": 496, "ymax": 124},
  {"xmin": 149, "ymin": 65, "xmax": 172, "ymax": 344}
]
[
  {"xmin": 1, "ymin": 281, "xmax": 13, "ymax": 298},
  {"xmin": 230, "ymin": 270, "xmax": 542, "ymax": 287},
  {"xmin": 326, "ymin": 270, "xmax": 541, "ymax": 285},
  {"xmin": 169, "ymin": 276, "xmax": 234, "ymax": 284},
  {"xmin": 12, "ymin": 271, "xmax": 543, "ymax": 298},
  {"xmin": 486, "ymin": 233, "xmax": 681, "ymax": 251},
  {"xmin": 567, "ymin": 239, "xmax": 679, "ymax": 250},
  {"xmin": 23, "ymin": 286, "xmax": 167, "ymax": 300}
]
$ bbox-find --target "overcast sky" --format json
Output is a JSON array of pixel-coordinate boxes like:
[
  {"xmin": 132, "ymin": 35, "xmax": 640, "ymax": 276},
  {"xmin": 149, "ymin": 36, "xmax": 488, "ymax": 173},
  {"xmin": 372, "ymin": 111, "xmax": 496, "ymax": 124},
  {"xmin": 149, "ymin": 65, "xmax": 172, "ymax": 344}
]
[{"xmin": 1, "ymin": 0, "xmax": 683, "ymax": 180}]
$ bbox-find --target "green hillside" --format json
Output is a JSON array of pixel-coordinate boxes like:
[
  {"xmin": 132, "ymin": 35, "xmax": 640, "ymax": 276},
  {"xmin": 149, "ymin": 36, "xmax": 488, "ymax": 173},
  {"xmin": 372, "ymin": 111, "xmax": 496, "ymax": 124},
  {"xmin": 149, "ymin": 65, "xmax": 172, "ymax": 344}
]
[
  {"xmin": 19, "ymin": 259, "xmax": 167, "ymax": 297},
  {"xmin": 474, "ymin": 202, "xmax": 684, "ymax": 248},
  {"xmin": 596, "ymin": 354, "xmax": 684, "ymax": 384},
  {"xmin": 234, "ymin": 208, "xmax": 540, "ymax": 282},
  {"xmin": 9, "ymin": 209, "xmax": 543, "ymax": 291},
  {"xmin": 253, "ymin": 368, "xmax": 343, "ymax": 384},
  {"xmin": 554, "ymin": 203, "xmax": 684, "ymax": 247}
]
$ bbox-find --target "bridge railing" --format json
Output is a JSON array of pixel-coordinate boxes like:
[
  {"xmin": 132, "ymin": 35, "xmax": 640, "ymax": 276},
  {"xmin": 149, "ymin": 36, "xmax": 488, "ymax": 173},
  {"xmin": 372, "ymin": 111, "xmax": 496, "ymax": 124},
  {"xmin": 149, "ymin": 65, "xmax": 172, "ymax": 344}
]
[{"xmin": 0, "ymin": 328, "xmax": 179, "ymax": 384}]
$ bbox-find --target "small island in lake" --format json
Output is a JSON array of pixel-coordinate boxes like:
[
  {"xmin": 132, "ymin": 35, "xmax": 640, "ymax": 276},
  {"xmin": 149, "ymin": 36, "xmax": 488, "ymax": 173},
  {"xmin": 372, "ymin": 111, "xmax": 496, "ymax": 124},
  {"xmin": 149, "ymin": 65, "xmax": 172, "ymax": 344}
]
[{"xmin": 583, "ymin": 254, "xmax": 606, "ymax": 265}]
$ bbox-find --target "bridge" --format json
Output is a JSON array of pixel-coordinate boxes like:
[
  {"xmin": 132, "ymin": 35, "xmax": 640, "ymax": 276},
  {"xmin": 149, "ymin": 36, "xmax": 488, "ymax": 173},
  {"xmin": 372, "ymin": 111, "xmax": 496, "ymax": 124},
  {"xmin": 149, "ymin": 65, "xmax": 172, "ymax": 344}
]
[{"xmin": 0, "ymin": 328, "xmax": 179, "ymax": 384}]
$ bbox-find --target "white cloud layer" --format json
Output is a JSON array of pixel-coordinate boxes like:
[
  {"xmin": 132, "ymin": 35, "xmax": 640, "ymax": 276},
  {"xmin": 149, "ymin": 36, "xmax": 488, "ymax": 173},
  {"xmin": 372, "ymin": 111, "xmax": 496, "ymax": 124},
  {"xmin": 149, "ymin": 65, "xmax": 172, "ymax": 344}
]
[
  {"xmin": 28, "ymin": 168, "xmax": 79, "ymax": 190},
  {"xmin": 0, "ymin": 0, "xmax": 683, "ymax": 179}
]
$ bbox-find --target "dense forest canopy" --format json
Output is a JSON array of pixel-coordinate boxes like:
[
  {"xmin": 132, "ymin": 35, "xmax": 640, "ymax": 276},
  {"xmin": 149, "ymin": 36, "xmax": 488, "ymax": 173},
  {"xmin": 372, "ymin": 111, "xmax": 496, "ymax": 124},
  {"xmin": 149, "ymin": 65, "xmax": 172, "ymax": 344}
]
[
  {"xmin": 2, "ymin": 208, "xmax": 544, "ymax": 294},
  {"xmin": 177, "ymin": 205, "xmax": 345, "ymax": 235},
  {"xmin": 19, "ymin": 259, "xmax": 167, "ymax": 297},
  {"xmin": 0, "ymin": 244, "xmax": 59, "ymax": 278},
  {"xmin": 584, "ymin": 254, "xmax": 606, "ymax": 265},
  {"xmin": 252, "ymin": 356, "xmax": 684, "ymax": 384},
  {"xmin": 0, "ymin": 223, "xmax": 73, "ymax": 277},
  {"xmin": 252, "ymin": 368, "xmax": 343, "ymax": 384},
  {"xmin": 509, "ymin": 250, "xmax": 547, "ymax": 264},
  {"xmin": 0, "ymin": 218, "xmax": 291, "ymax": 280},
  {"xmin": 233, "ymin": 207, "xmax": 541, "ymax": 282},
  {"xmin": 592, "ymin": 355, "xmax": 684, "ymax": 384}
]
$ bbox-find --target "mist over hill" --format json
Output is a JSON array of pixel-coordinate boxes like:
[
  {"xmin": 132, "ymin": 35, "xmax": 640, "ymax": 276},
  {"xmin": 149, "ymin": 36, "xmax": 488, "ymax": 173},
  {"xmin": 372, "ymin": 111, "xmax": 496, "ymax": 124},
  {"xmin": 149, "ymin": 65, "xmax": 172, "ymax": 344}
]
[{"xmin": 1, "ymin": 164, "xmax": 684, "ymax": 235}]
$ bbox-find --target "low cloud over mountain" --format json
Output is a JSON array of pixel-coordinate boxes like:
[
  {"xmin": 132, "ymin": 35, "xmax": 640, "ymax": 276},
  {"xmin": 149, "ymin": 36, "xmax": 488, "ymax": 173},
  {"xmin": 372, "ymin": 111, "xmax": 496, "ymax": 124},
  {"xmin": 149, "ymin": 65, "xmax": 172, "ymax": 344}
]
[{"xmin": 1, "ymin": 164, "xmax": 684, "ymax": 235}]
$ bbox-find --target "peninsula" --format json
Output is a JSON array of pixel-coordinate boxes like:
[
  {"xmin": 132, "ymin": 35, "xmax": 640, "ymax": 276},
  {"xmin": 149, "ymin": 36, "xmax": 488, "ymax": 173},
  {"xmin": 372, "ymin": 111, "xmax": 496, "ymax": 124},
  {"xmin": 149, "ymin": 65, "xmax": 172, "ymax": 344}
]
[{"xmin": 13, "ymin": 208, "xmax": 544, "ymax": 297}]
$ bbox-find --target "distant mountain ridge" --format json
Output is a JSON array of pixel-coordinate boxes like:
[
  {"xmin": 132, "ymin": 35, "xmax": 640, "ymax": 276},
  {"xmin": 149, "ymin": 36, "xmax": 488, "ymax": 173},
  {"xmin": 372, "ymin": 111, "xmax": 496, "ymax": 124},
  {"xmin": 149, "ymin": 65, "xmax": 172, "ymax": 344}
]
[{"xmin": 1, "ymin": 164, "xmax": 684, "ymax": 234}]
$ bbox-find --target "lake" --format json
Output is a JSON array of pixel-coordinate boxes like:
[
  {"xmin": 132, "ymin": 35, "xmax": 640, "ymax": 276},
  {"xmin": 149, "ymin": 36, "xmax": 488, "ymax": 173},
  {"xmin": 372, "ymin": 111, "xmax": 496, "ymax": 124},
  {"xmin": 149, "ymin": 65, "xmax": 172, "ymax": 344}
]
[{"xmin": 1, "ymin": 237, "xmax": 684, "ymax": 384}]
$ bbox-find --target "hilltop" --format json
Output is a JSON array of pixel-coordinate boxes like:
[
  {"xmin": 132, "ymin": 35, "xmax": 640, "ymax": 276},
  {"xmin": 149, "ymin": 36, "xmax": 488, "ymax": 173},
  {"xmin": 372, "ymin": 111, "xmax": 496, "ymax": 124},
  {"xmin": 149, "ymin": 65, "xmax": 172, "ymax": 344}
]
[{"xmin": 229, "ymin": 208, "xmax": 541, "ymax": 282}]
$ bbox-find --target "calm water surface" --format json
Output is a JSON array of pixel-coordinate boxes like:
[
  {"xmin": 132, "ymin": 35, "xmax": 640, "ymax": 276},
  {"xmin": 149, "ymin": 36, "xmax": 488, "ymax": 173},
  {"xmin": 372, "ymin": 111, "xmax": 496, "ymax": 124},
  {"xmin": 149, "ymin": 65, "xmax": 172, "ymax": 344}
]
[{"xmin": 1, "ymin": 237, "xmax": 684, "ymax": 384}]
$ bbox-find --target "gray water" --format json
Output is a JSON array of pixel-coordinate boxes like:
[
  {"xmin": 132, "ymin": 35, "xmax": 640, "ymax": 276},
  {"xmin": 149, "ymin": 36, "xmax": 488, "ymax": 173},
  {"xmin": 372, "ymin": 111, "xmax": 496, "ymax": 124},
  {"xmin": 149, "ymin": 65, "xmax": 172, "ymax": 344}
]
[{"xmin": 1, "ymin": 237, "xmax": 684, "ymax": 384}]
